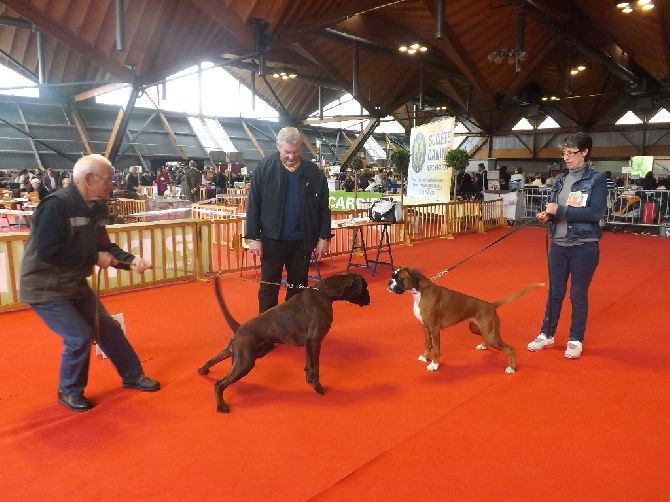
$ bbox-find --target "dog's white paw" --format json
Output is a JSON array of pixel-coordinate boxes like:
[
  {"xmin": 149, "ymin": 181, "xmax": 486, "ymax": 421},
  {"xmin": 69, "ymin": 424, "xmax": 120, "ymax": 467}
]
[
  {"xmin": 504, "ymin": 366, "xmax": 516, "ymax": 374},
  {"xmin": 475, "ymin": 343, "xmax": 487, "ymax": 350},
  {"xmin": 418, "ymin": 355, "xmax": 428, "ymax": 363},
  {"xmin": 426, "ymin": 361, "xmax": 439, "ymax": 372}
]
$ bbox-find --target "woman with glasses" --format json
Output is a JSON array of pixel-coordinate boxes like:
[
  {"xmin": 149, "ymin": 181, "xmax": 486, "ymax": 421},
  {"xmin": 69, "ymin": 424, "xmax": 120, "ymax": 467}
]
[{"xmin": 527, "ymin": 132, "xmax": 608, "ymax": 359}]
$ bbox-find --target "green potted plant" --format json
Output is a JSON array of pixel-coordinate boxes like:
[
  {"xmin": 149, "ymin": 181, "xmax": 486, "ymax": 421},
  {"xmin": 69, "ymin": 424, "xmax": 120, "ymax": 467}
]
[
  {"xmin": 443, "ymin": 148, "xmax": 470, "ymax": 171},
  {"xmin": 389, "ymin": 147, "xmax": 410, "ymax": 181},
  {"xmin": 389, "ymin": 146, "xmax": 409, "ymax": 197},
  {"xmin": 388, "ymin": 146, "xmax": 410, "ymax": 221},
  {"xmin": 343, "ymin": 155, "xmax": 363, "ymax": 173},
  {"xmin": 444, "ymin": 148, "xmax": 470, "ymax": 200}
]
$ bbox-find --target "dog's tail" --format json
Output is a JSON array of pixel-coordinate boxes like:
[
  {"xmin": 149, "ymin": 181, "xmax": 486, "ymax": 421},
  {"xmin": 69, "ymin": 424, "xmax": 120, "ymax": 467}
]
[
  {"xmin": 493, "ymin": 283, "xmax": 545, "ymax": 308},
  {"xmin": 214, "ymin": 276, "xmax": 241, "ymax": 332}
]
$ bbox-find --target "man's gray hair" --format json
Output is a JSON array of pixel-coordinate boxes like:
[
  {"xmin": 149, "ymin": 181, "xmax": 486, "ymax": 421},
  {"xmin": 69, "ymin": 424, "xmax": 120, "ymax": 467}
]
[
  {"xmin": 276, "ymin": 127, "xmax": 301, "ymax": 146},
  {"xmin": 72, "ymin": 154, "xmax": 112, "ymax": 183}
]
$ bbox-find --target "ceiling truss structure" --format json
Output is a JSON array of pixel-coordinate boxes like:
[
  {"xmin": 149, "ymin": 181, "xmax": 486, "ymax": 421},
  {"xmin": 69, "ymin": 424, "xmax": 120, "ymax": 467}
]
[{"xmin": 0, "ymin": 0, "xmax": 667, "ymax": 155}]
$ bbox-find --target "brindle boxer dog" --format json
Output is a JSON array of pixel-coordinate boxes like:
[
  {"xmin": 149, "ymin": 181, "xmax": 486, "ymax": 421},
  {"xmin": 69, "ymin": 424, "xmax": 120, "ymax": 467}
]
[
  {"xmin": 198, "ymin": 273, "xmax": 370, "ymax": 413},
  {"xmin": 388, "ymin": 267, "xmax": 543, "ymax": 374}
]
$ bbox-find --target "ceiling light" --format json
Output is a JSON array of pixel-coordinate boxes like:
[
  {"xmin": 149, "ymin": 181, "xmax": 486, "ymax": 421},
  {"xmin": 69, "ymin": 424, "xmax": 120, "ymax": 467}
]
[
  {"xmin": 399, "ymin": 43, "xmax": 427, "ymax": 55},
  {"xmin": 570, "ymin": 63, "xmax": 588, "ymax": 76},
  {"xmin": 488, "ymin": 48, "xmax": 526, "ymax": 65},
  {"xmin": 616, "ymin": 0, "xmax": 654, "ymax": 13},
  {"xmin": 271, "ymin": 68, "xmax": 297, "ymax": 79}
]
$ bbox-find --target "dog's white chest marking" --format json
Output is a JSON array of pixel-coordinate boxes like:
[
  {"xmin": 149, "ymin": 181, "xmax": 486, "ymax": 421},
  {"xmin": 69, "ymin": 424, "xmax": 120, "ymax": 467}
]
[{"xmin": 411, "ymin": 290, "xmax": 423, "ymax": 323}]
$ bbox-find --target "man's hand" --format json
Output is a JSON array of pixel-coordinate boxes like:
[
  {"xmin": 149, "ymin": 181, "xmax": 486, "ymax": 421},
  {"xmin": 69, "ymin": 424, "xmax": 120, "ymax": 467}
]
[
  {"xmin": 249, "ymin": 240, "xmax": 262, "ymax": 259},
  {"xmin": 130, "ymin": 257, "xmax": 152, "ymax": 273},
  {"xmin": 97, "ymin": 252, "xmax": 117, "ymax": 268},
  {"xmin": 314, "ymin": 238, "xmax": 330, "ymax": 260}
]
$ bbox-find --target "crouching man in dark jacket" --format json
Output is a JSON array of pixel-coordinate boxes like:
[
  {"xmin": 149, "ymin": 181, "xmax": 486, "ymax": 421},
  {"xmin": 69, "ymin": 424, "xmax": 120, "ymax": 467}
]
[{"xmin": 20, "ymin": 154, "xmax": 160, "ymax": 412}]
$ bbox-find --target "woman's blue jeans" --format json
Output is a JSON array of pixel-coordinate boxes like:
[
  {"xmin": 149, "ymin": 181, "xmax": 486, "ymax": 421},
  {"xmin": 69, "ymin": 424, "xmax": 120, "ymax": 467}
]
[
  {"xmin": 541, "ymin": 241, "xmax": 600, "ymax": 342},
  {"xmin": 32, "ymin": 289, "xmax": 143, "ymax": 395}
]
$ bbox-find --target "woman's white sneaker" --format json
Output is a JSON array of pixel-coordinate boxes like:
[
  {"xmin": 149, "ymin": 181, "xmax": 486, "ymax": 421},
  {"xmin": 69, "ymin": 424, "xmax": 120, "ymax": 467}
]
[
  {"xmin": 564, "ymin": 341, "xmax": 583, "ymax": 359},
  {"xmin": 527, "ymin": 333, "xmax": 554, "ymax": 351}
]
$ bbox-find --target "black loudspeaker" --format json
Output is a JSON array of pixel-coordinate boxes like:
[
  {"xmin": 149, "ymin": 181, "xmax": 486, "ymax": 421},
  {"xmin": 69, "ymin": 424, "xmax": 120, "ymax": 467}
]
[
  {"xmin": 228, "ymin": 151, "xmax": 244, "ymax": 162},
  {"xmin": 209, "ymin": 150, "xmax": 227, "ymax": 162}
]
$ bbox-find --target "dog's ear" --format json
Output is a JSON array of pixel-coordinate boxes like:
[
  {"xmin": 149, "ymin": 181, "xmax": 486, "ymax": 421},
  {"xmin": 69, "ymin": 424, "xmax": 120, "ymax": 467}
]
[
  {"xmin": 355, "ymin": 274, "xmax": 368, "ymax": 293},
  {"xmin": 408, "ymin": 268, "xmax": 422, "ymax": 288}
]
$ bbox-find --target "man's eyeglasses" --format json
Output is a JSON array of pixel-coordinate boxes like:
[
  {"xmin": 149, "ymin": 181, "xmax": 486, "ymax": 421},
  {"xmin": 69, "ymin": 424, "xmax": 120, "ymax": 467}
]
[
  {"xmin": 90, "ymin": 172, "xmax": 113, "ymax": 184},
  {"xmin": 561, "ymin": 150, "xmax": 582, "ymax": 158}
]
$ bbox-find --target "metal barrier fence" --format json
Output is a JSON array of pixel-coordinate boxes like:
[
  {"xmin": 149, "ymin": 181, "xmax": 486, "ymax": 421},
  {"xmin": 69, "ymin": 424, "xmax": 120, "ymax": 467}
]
[
  {"xmin": 519, "ymin": 187, "xmax": 670, "ymax": 233},
  {"xmin": 603, "ymin": 189, "xmax": 669, "ymax": 231}
]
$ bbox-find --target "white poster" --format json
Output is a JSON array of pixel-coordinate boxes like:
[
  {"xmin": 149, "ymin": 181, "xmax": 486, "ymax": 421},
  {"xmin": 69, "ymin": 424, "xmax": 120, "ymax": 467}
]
[{"xmin": 407, "ymin": 118, "xmax": 455, "ymax": 201}]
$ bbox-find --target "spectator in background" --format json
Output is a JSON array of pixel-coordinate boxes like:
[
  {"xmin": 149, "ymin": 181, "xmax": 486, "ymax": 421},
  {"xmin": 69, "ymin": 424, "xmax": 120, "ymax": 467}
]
[
  {"xmin": 510, "ymin": 167, "xmax": 524, "ymax": 186},
  {"xmin": 212, "ymin": 168, "xmax": 228, "ymax": 195},
  {"xmin": 16, "ymin": 169, "xmax": 30, "ymax": 190},
  {"xmin": 185, "ymin": 160, "xmax": 201, "ymax": 202},
  {"xmin": 342, "ymin": 170, "xmax": 357, "ymax": 192},
  {"xmin": 44, "ymin": 168, "xmax": 58, "ymax": 193},
  {"xmin": 155, "ymin": 167, "xmax": 171, "ymax": 196},
  {"xmin": 641, "ymin": 171, "xmax": 658, "ymax": 190},
  {"xmin": 603, "ymin": 171, "xmax": 618, "ymax": 191},
  {"xmin": 475, "ymin": 163, "xmax": 487, "ymax": 192},
  {"xmin": 359, "ymin": 167, "xmax": 373, "ymax": 190},
  {"xmin": 498, "ymin": 165, "xmax": 511, "ymax": 191},
  {"xmin": 29, "ymin": 177, "xmax": 50, "ymax": 200},
  {"xmin": 456, "ymin": 167, "xmax": 476, "ymax": 199},
  {"xmin": 61, "ymin": 177, "xmax": 70, "ymax": 188},
  {"xmin": 125, "ymin": 166, "xmax": 140, "ymax": 197}
]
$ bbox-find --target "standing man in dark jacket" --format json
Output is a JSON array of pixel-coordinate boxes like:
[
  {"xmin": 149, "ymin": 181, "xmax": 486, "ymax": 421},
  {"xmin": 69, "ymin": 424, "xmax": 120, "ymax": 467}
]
[
  {"xmin": 245, "ymin": 126, "xmax": 331, "ymax": 314},
  {"xmin": 19, "ymin": 154, "xmax": 160, "ymax": 412},
  {"xmin": 185, "ymin": 160, "xmax": 201, "ymax": 202}
]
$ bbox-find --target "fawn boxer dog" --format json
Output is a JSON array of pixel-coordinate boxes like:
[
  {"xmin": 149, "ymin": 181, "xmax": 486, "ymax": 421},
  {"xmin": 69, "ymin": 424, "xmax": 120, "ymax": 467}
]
[
  {"xmin": 388, "ymin": 267, "xmax": 543, "ymax": 374},
  {"xmin": 198, "ymin": 273, "xmax": 370, "ymax": 413}
]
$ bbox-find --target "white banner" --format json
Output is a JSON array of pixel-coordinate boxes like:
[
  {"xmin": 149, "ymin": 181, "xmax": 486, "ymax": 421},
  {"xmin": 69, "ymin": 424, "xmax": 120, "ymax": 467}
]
[{"xmin": 407, "ymin": 118, "xmax": 455, "ymax": 201}]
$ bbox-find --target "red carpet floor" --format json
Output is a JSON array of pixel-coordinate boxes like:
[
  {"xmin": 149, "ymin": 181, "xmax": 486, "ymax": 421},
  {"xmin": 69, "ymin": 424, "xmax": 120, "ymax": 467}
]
[{"xmin": 1, "ymin": 227, "xmax": 668, "ymax": 501}]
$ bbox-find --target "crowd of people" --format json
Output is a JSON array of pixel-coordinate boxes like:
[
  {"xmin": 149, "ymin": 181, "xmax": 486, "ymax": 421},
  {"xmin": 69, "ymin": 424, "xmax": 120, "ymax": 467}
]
[
  {"xmin": 338, "ymin": 166, "xmax": 402, "ymax": 193},
  {"xmin": 0, "ymin": 167, "xmax": 71, "ymax": 201},
  {"xmin": 452, "ymin": 164, "xmax": 668, "ymax": 199}
]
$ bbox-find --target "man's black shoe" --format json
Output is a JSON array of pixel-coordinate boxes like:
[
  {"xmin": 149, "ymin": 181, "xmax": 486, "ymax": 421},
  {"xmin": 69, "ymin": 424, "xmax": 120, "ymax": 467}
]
[
  {"xmin": 122, "ymin": 375, "xmax": 160, "ymax": 392},
  {"xmin": 58, "ymin": 392, "xmax": 93, "ymax": 412}
]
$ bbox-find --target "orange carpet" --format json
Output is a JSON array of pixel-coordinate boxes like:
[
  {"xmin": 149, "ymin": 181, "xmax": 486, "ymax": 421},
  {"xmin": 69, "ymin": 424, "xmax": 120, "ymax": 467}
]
[{"xmin": 1, "ymin": 227, "xmax": 668, "ymax": 501}]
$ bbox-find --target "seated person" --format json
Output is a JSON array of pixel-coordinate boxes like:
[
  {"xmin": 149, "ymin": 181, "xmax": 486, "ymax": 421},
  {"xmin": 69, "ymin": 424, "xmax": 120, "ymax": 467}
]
[
  {"xmin": 510, "ymin": 167, "xmax": 524, "ymax": 188},
  {"xmin": 29, "ymin": 178, "xmax": 50, "ymax": 201},
  {"xmin": 456, "ymin": 167, "xmax": 477, "ymax": 198}
]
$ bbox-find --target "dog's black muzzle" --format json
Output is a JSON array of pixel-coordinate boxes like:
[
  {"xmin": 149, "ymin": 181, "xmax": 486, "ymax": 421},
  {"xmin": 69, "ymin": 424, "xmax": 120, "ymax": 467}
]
[{"xmin": 387, "ymin": 272, "xmax": 405, "ymax": 295}]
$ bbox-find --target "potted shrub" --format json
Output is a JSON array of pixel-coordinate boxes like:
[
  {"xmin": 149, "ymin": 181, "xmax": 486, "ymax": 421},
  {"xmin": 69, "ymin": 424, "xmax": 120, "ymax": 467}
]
[
  {"xmin": 388, "ymin": 146, "xmax": 410, "ymax": 221},
  {"xmin": 443, "ymin": 148, "xmax": 470, "ymax": 171},
  {"xmin": 389, "ymin": 147, "xmax": 409, "ymax": 197},
  {"xmin": 444, "ymin": 148, "xmax": 470, "ymax": 200}
]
